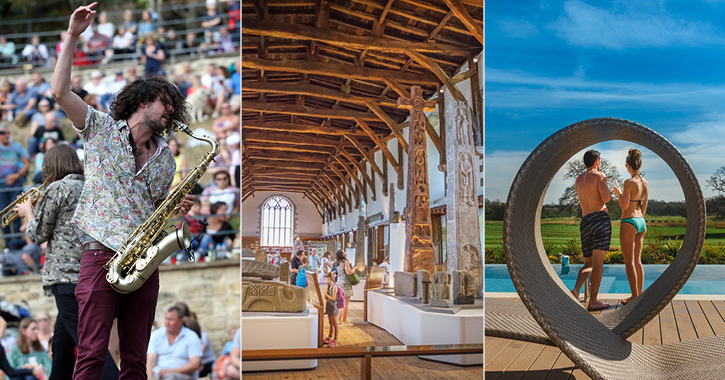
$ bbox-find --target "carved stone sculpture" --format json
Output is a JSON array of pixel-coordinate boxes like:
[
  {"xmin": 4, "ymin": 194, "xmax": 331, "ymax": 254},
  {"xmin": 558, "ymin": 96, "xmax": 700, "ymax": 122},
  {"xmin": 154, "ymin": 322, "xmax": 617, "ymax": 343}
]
[
  {"xmin": 394, "ymin": 271, "xmax": 417, "ymax": 297},
  {"xmin": 445, "ymin": 99, "xmax": 483, "ymax": 298},
  {"xmin": 241, "ymin": 248, "xmax": 255, "ymax": 258},
  {"xmin": 241, "ymin": 259, "xmax": 280, "ymax": 280},
  {"xmin": 398, "ymin": 86, "xmax": 437, "ymax": 275},
  {"xmin": 452, "ymin": 270, "xmax": 475, "ymax": 305},
  {"xmin": 241, "ymin": 281, "xmax": 307, "ymax": 313},
  {"xmin": 254, "ymin": 249, "xmax": 266, "ymax": 262},
  {"xmin": 279, "ymin": 262, "xmax": 290, "ymax": 284},
  {"xmin": 417, "ymin": 269, "xmax": 432, "ymax": 303},
  {"xmin": 431, "ymin": 271, "xmax": 453, "ymax": 308}
]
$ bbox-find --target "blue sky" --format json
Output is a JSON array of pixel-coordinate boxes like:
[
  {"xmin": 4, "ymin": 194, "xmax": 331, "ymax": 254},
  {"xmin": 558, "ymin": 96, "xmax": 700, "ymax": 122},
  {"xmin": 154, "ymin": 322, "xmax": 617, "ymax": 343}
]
[{"xmin": 486, "ymin": 0, "xmax": 725, "ymax": 203}]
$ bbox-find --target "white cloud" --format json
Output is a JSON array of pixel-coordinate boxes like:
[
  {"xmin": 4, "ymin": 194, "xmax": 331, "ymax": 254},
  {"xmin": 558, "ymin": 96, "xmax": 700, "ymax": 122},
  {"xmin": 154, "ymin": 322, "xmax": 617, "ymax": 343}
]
[
  {"xmin": 550, "ymin": 0, "xmax": 725, "ymax": 49},
  {"xmin": 498, "ymin": 19, "xmax": 540, "ymax": 38}
]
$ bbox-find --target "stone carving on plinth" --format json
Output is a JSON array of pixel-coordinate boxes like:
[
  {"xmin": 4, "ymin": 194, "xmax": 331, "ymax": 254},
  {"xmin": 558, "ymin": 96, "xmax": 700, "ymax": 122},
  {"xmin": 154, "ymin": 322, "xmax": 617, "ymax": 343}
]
[
  {"xmin": 242, "ymin": 248, "xmax": 255, "ymax": 258},
  {"xmin": 397, "ymin": 86, "xmax": 437, "ymax": 275},
  {"xmin": 445, "ymin": 99, "xmax": 483, "ymax": 298},
  {"xmin": 417, "ymin": 269, "xmax": 432, "ymax": 304},
  {"xmin": 393, "ymin": 271, "xmax": 417, "ymax": 297},
  {"xmin": 279, "ymin": 262, "xmax": 290, "ymax": 284},
  {"xmin": 452, "ymin": 270, "xmax": 476, "ymax": 305},
  {"xmin": 241, "ymin": 259, "xmax": 280, "ymax": 280},
  {"xmin": 431, "ymin": 271, "xmax": 453, "ymax": 308},
  {"xmin": 241, "ymin": 281, "xmax": 306, "ymax": 312},
  {"xmin": 254, "ymin": 249, "xmax": 266, "ymax": 262}
]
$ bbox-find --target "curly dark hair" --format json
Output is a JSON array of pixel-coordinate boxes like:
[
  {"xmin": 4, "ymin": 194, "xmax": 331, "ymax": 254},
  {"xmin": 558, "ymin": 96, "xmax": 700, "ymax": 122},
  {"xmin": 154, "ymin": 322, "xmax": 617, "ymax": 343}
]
[{"xmin": 109, "ymin": 77, "xmax": 189, "ymax": 135}]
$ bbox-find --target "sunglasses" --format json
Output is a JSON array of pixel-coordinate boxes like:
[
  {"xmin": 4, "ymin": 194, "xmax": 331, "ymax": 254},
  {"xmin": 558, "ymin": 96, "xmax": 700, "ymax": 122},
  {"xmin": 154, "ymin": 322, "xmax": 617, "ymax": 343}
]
[
  {"xmin": 215, "ymin": 177, "xmax": 229, "ymax": 181},
  {"xmin": 37, "ymin": 318, "xmax": 49, "ymax": 322},
  {"xmin": 0, "ymin": 131, "xmax": 8, "ymax": 135}
]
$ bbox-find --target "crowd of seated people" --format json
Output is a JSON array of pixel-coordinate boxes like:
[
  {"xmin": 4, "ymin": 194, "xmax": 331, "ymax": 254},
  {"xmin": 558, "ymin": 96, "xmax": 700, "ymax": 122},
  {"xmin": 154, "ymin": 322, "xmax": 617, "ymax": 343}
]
[
  {"xmin": 0, "ymin": 58, "xmax": 240, "ymax": 275},
  {"xmin": 0, "ymin": 1, "xmax": 240, "ymax": 70}
]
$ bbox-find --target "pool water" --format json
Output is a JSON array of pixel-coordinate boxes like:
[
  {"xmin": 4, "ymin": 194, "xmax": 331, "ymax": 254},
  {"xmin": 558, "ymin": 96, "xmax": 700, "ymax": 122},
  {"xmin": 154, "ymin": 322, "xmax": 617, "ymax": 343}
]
[{"xmin": 485, "ymin": 264, "xmax": 725, "ymax": 295}]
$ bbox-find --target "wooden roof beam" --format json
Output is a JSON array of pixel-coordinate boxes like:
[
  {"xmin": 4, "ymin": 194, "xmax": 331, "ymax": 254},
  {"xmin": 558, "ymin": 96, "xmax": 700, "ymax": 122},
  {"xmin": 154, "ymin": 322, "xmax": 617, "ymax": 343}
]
[
  {"xmin": 405, "ymin": 50, "xmax": 466, "ymax": 102},
  {"xmin": 243, "ymin": 131, "xmax": 340, "ymax": 147},
  {"xmin": 242, "ymin": 57, "xmax": 440, "ymax": 85},
  {"xmin": 247, "ymin": 152, "xmax": 328, "ymax": 163},
  {"xmin": 343, "ymin": 134, "xmax": 386, "ymax": 192},
  {"xmin": 367, "ymin": 102, "xmax": 408, "ymax": 152},
  {"xmin": 242, "ymin": 20, "xmax": 474, "ymax": 56},
  {"xmin": 339, "ymin": 148, "xmax": 377, "ymax": 200},
  {"xmin": 249, "ymin": 161, "xmax": 324, "ymax": 171},
  {"xmin": 245, "ymin": 142, "xmax": 335, "ymax": 155},
  {"xmin": 440, "ymin": 0, "xmax": 483, "ymax": 44},
  {"xmin": 333, "ymin": 156, "xmax": 368, "ymax": 202},
  {"xmin": 242, "ymin": 80, "xmax": 399, "ymax": 108},
  {"xmin": 355, "ymin": 118, "xmax": 403, "ymax": 178},
  {"xmin": 243, "ymin": 101, "xmax": 381, "ymax": 121}
]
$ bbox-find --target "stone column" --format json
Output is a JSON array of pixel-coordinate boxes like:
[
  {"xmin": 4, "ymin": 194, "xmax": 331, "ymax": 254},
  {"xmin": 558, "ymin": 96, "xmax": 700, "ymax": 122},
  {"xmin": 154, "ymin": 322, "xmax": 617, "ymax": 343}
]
[
  {"xmin": 398, "ymin": 86, "xmax": 436, "ymax": 275},
  {"xmin": 445, "ymin": 100, "xmax": 483, "ymax": 298}
]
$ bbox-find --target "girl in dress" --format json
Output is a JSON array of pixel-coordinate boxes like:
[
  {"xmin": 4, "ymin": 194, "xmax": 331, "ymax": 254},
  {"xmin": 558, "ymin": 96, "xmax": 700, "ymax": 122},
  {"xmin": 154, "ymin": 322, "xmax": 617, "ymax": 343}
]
[{"xmin": 323, "ymin": 272, "xmax": 339, "ymax": 347}]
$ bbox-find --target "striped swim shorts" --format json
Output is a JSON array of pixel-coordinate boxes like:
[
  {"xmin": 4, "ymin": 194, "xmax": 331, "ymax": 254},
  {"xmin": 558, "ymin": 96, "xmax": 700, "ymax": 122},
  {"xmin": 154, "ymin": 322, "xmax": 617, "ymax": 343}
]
[{"xmin": 580, "ymin": 210, "xmax": 611, "ymax": 258}]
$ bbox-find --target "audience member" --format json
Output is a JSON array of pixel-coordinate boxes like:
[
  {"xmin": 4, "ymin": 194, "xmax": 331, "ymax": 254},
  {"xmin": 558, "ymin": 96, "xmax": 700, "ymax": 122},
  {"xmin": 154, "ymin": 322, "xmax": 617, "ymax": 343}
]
[
  {"xmin": 32, "ymin": 137, "xmax": 57, "ymax": 184},
  {"xmin": 35, "ymin": 313, "xmax": 52, "ymax": 352},
  {"xmin": 202, "ymin": 0, "xmax": 224, "ymax": 41},
  {"xmin": 201, "ymin": 171, "xmax": 240, "ymax": 214},
  {"xmin": 29, "ymin": 73, "xmax": 53, "ymax": 106},
  {"xmin": 227, "ymin": 1, "xmax": 241, "ymax": 45},
  {"xmin": 175, "ymin": 62, "xmax": 193, "ymax": 96},
  {"xmin": 97, "ymin": 11, "xmax": 115, "ymax": 39},
  {"xmin": 165, "ymin": 29, "xmax": 182, "ymax": 53},
  {"xmin": 217, "ymin": 28, "xmax": 236, "ymax": 54},
  {"xmin": 199, "ymin": 30, "xmax": 219, "ymax": 56},
  {"xmin": 198, "ymin": 202, "xmax": 237, "ymax": 257},
  {"xmin": 0, "ymin": 82, "xmax": 13, "ymax": 121},
  {"xmin": 6, "ymin": 318, "xmax": 52, "ymax": 378},
  {"xmin": 137, "ymin": 10, "xmax": 155, "ymax": 38},
  {"xmin": 122, "ymin": 9, "xmax": 138, "ymax": 36},
  {"xmin": 103, "ymin": 70, "xmax": 127, "ymax": 110},
  {"xmin": 127, "ymin": 66, "xmax": 139, "ymax": 82},
  {"xmin": 83, "ymin": 70, "xmax": 107, "ymax": 96},
  {"xmin": 168, "ymin": 137, "xmax": 188, "ymax": 189},
  {"xmin": 177, "ymin": 197, "xmax": 203, "ymax": 254},
  {"xmin": 21, "ymin": 36, "xmax": 49, "ymax": 68},
  {"xmin": 228, "ymin": 134, "xmax": 240, "ymax": 189},
  {"xmin": 181, "ymin": 32, "xmax": 200, "ymax": 57},
  {"xmin": 0, "ymin": 123, "xmax": 29, "ymax": 248},
  {"xmin": 224, "ymin": 328, "xmax": 240, "ymax": 379},
  {"xmin": 229, "ymin": 59, "xmax": 241, "ymax": 113},
  {"xmin": 8, "ymin": 78, "xmax": 38, "ymax": 123},
  {"xmin": 112, "ymin": 26, "xmax": 135, "ymax": 57},
  {"xmin": 70, "ymin": 75, "xmax": 88, "ymax": 100},
  {"xmin": 146, "ymin": 306, "xmax": 202, "ymax": 380},
  {"xmin": 0, "ymin": 36, "xmax": 18, "ymax": 65},
  {"xmin": 212, "ymin": 102, "xmax": 239, "ymax": 139},
  {"xmin": 85, "ymin": 24, "xmax": 113, "ymax": 64},
  {"xmin": 83, "ymin": 93, "xmax": 104, "ymax": 111},
  {"xmin": 30, "ymin": 114, "xmax": 64, "ymax": 157},
  {"xmin": 141, "ymin": 34, "xmax": 165, "ymax": 78}
]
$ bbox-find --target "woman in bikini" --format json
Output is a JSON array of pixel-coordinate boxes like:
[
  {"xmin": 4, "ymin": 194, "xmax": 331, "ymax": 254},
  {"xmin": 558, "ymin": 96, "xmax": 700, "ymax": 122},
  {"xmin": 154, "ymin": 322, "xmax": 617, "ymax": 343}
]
[{"xmin": 613, "ymin": 149, "xmax": 649, "ymax": 305}]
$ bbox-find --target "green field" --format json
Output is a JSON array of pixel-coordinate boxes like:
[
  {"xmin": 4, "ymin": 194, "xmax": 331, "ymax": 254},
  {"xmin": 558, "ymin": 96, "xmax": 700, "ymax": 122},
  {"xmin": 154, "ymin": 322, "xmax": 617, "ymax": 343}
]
[{"xmin": 486, "ymin": 218, "xmax": 725, "ymax": 256}]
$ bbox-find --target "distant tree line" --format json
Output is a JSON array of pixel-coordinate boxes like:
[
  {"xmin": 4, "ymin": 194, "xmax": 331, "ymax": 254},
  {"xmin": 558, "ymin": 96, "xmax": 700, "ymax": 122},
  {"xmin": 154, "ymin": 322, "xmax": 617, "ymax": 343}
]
[{"xmin": 485, "ymin": 199, "xmax": 689, "ymax": 221}]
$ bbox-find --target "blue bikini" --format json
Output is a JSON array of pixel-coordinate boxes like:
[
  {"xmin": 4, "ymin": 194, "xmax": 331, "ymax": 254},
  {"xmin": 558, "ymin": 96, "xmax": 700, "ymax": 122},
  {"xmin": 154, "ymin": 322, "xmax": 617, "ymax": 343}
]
[{"xmin": 621, "ymin": 199, "xmax": 646, "ymax": 234}]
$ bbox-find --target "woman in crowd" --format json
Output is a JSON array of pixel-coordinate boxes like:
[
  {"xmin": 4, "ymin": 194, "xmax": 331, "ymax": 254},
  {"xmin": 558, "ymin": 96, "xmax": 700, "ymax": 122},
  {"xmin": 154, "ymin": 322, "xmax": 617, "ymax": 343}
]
[
  {"xmin": 0, "ymin": 316, "xmax": 38, "ymax": 380},
  {"xmin": 335, "ymin": 250, "xmax": 355, "ymax": 327},
  {"xmin": 15, "ymin": 144, "xmax": 119, "ymax": 380},
  {"xmin": 201, "ymin": 171, "xmax": 240, "ymax": 214},
  {"xmin": 5, "ymin": 318, "xmax": 51, "ymax": 380},
  {"xmin": 35, "ymin": 313, "xmax": 52, "ymax": 352},
  {"xmin": 198, "ymin": 202, "xmax": 237, "ymax": 257},
  {"xmin": 613, "ymin": 149, "xmax": 649, "ymax": 305}
]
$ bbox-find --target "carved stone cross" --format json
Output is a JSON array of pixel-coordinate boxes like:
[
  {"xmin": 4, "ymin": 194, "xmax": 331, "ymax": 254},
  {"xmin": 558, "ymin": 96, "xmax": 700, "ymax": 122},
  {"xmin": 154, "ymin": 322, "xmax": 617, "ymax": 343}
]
[{"xmin": 398, "ymin": 86, "xmax": 436, "ymax": 275}]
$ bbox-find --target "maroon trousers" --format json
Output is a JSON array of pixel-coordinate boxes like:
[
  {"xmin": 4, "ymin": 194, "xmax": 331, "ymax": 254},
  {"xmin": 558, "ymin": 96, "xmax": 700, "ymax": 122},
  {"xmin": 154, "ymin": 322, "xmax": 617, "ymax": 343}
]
[{"xmin": 73, "ymin": 246, "xmax": 159, "ymax": 380}]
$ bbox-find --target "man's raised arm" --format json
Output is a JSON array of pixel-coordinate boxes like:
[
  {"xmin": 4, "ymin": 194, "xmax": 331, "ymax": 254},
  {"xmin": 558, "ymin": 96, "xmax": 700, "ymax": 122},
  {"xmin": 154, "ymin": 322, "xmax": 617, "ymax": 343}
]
[{"xmin": 51, "ymin": 3, "xmax": 97, "ymax": 130}]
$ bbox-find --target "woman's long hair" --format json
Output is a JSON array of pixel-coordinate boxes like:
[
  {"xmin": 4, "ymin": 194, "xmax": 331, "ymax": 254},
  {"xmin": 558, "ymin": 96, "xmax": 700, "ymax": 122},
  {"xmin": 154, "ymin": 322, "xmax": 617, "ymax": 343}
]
[
  {"xmin": 335, "ymin": 249, "xmax": 345, "ymax": 265},
  {"xmin": 17, "ymin": 318, "xmax": 43, "ymax": 354},
  {"xmin": 42, "ymin": 143, "xmax": 83, "ymax": 183}
]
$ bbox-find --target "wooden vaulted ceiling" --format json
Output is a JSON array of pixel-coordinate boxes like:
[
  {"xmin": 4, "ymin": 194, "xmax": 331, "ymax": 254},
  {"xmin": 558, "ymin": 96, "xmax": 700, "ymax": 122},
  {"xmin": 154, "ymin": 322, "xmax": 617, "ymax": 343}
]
[{"xmin": 241, "ymin": 0, "xmax": 483, "ymax": 220}]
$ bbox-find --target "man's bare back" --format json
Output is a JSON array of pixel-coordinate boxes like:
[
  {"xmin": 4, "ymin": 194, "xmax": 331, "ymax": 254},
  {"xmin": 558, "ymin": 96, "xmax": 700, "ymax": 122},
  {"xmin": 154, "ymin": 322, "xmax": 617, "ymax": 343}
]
[{"xmin": 576, "ymin": 169, "xmax": 611, "ymax": 216}]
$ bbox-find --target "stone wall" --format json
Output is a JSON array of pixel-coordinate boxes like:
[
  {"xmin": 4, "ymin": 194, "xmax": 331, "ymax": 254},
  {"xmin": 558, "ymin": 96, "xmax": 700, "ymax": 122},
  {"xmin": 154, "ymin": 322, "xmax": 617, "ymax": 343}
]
[{"xmin": 0, "ymin": 259, "xmax": 240, "ymax": 356}]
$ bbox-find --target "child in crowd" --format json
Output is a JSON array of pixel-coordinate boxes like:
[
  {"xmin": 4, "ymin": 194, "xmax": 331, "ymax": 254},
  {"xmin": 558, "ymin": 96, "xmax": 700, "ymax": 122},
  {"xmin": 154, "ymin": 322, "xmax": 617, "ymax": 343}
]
[{"xmin": 323, "ymin": 272, "xmax": 340, "ymax": 348}]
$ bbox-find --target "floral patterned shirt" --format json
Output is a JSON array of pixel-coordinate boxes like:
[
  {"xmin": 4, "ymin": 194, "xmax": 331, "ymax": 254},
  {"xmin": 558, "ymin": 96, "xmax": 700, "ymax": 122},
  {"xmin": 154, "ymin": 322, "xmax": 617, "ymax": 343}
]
[
  {"xmin": 71, "ymin": 105, "xmax": 174, "ymax": 251},
  {"xmin": 26, "ymin": 173, "xmax": 85, "ymax": 296}
]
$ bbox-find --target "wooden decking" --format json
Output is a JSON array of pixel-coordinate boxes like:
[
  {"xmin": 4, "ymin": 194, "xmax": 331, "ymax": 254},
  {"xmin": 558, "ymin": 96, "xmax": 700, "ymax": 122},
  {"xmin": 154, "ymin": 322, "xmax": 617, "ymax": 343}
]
[
  {"xmin": 485, "ymin": 297, "xmax": 725, "ymax": 379},
  {"xmin": 243, "ymin": 301, "xmax": 483, "ymax": 380}
]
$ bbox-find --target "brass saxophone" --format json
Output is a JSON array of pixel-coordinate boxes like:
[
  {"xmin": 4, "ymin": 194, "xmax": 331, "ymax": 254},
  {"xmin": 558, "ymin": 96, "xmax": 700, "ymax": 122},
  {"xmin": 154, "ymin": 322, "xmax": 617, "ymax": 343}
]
[{"xmin": 104, "ymin": 121, "xmax": 219, "ymax": 293}]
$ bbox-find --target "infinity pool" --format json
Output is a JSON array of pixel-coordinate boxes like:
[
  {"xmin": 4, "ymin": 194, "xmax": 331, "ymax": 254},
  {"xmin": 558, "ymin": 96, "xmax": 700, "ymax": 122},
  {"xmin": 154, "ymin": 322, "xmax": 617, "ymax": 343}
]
[{"xmin": 485, "ymin": 264, "xmax": 725, "ymax": 295}]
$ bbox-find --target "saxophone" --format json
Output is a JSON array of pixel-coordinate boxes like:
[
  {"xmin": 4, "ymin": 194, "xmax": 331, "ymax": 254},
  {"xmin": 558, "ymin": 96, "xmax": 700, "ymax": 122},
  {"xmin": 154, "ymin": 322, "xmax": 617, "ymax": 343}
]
[{"xmin": 104, "ymin": 121, "xmax": 219, "ymax": 293}]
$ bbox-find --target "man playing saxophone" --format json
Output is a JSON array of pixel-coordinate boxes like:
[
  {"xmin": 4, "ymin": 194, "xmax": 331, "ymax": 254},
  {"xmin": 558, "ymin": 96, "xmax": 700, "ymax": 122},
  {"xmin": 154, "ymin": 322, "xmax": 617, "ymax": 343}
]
[{"xmin": 51, "ymin": 3, "xmax": 194, "ymax": 380}]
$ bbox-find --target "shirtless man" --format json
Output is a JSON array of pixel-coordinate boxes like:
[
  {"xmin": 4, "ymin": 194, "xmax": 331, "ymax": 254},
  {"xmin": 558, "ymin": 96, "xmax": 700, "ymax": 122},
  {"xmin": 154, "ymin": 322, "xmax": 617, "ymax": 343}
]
[{"xmin": 570, "ymin": 150, "xmax": 612, "ymax": 311}]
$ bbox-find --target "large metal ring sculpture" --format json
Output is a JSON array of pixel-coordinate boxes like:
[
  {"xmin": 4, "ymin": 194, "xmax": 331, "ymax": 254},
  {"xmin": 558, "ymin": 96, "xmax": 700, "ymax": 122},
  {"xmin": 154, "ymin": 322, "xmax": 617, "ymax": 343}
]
[{"xmin": 503, "ymin": 118, "xmax": 707, "ymax": 379}]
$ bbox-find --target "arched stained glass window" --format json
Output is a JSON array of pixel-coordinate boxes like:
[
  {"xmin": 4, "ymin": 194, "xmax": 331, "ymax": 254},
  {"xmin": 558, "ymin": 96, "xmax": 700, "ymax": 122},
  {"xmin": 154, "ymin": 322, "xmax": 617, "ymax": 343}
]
[{"xmin": 261, "ymin": 196, "xmax": 294, "ymax": 247}]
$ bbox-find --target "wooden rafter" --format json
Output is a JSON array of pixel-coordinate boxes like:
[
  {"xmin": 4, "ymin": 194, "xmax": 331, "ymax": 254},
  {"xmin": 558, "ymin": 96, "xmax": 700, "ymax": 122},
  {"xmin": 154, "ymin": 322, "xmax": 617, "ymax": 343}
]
[
  {"xmin": 242, "ymin": 57, "xmax": 440, "ymax": 85},
  {"xmin": 405, "ymin": 50, "xmax": 466, "ymax": 102},
  {"xmin": 339, "ymin": 148, "xmax": 376, "ymax": 198},
  {"xmin": 366, "ymin": 102, "xmax": 408, "ymax": 152},
  {"xmin": 243, "ymin": 102, "xmax": 382, "ymax": 121},
  {"xmin": 343, "ymin": 134, "xmax": 386, "ymax": 182},
  {"xmin": 242, "ymin": 80, "xmax": 400, "ymax": 108},
  {"xmin": 440, "ymin": 0, "xmax": 483, "ymax": 45},
  {"xmin": 243, "ymin": 131, "xmax": 340, "ymax": 147},
  {"xmin": 355, "ymin": 118, "xmax": 402, "ymax": 177},
  {"xmin": 242, "ymin": 20, "xmax": 473, "ymax": 56},
  {"xmin": 245, "ymin": 142, "xmax": 335, "ymax": 155}
]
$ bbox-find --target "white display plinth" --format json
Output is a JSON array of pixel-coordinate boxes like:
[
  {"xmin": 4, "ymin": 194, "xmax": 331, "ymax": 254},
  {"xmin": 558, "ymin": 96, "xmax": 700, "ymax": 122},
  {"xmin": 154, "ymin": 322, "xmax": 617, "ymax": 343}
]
[
  {"xmin": 368, "ymin": 290, "xmax": 483, "ymax": 365},
  {"xmin": 350, "ymin": 279, "xmax": 366, "ymax": 302},
  {"xmin": 242, "ymin": 305, "xmax": 318, "ymax": 371}
]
